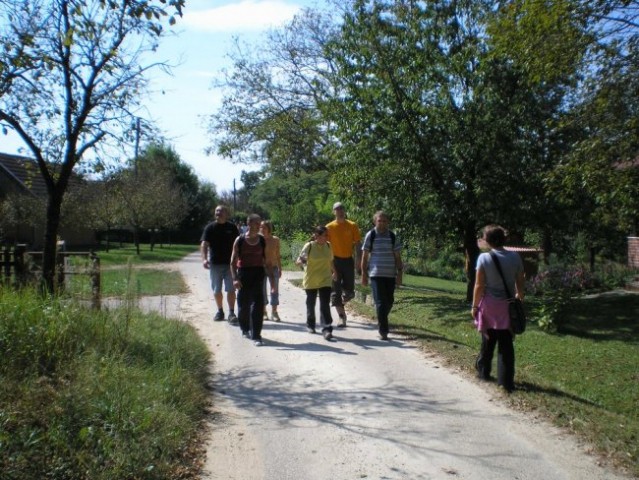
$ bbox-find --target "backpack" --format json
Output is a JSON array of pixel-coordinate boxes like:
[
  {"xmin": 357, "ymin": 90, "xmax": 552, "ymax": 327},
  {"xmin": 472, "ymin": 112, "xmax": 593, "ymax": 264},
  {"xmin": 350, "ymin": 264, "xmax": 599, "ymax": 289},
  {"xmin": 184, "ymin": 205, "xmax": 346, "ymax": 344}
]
[
  {"xmin": 367, "ymin": 228, "xmax": 396, "ymax": 253},
  {"xmin": 238, "ymin": 233, "xmax": 266, "ymax": 256}
]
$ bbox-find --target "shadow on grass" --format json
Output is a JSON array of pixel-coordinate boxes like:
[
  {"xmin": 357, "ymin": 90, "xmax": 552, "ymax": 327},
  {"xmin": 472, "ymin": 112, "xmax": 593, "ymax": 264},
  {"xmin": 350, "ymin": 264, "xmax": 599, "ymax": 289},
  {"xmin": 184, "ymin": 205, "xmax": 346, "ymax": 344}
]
[
  {"xmin": 516, "ymin": 381, "xmax": 604, "ymax": 409},
  {"xmin": 560, "ymin": 294, "xmax": 639, "ymax": 343}
]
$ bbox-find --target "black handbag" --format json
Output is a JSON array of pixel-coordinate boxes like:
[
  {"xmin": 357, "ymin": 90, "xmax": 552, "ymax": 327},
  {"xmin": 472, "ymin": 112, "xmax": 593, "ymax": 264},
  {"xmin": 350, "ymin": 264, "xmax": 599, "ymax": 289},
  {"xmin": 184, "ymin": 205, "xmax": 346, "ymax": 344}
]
[{"xmin": 489, "ymin": 251, "xmax": 526, "ymax": 334}]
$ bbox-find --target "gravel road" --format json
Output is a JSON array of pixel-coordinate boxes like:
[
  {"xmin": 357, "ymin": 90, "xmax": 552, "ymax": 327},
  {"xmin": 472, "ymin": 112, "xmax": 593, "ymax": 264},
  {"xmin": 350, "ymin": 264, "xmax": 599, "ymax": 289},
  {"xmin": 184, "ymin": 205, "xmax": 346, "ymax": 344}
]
[{"xmin": 147, "ymin": 252, "xmax": 630, "ymax": 480}]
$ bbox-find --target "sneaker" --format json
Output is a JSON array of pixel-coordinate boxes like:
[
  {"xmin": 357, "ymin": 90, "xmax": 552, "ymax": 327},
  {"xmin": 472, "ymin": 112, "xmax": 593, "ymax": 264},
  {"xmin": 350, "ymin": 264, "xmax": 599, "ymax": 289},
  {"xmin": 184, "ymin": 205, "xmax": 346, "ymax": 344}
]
[
  {"xmin": 336, "ymin": 314, "xmax": 347, "ymax": 328},
  {"xmin": 307, "ymin": 326, "xmax": 316, "ymax": 334},
  {"xmin": 213, "ymin": 310, "xmax": 225, "ymax": 322},
  {"xmin": 272, "ymin": 312, "xmax": 281, "ymax": 322},
  {"xmin": 227, "ymin": 312, "xmax": 238, "ymax": 325},
  {"xmin": 241, "ymin": 331, "xmax": 250, "ymax": 338},
  {"xmin": 254, "ymin": 339, "xmax": 264, "ymax": 347},
  {"xmin": 379, "ymin": 333, "xmax": 389, "ymax": 341},
  {"xmin": 323, "ymin": 330, "xmax": 333, "ymax": 341}
]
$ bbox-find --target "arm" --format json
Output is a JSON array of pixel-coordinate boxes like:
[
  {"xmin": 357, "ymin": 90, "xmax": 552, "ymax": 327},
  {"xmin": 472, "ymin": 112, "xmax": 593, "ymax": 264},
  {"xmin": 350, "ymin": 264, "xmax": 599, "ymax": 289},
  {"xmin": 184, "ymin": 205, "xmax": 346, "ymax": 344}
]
[
  {"xmin": 276, "ymin": 237, "xmax": 282, "ymax": 277},
  {"xmin": 354, "ymin": 240, "xmax": 362, "ymax": 274},
  {"xmin": 230, "ymin": 238, "xmax": 241, "ymax": 288},
  {"xmin": 295, "ymin": 243, "xmax": 309, "ymax": 269},
  {"xmin": 394, "ymin": 250, "xmax": 403, "ymax": 287},
  {"xmin": 361, "ymin": 250, "xmax": 370, "ymax": 286},
  {"xmin": 200, "ymin": 241, "xmax": 210, "ymax": 269},
  {"xmin": 471, "ymin": 267, "xmax": 486, "ymax": 318}
]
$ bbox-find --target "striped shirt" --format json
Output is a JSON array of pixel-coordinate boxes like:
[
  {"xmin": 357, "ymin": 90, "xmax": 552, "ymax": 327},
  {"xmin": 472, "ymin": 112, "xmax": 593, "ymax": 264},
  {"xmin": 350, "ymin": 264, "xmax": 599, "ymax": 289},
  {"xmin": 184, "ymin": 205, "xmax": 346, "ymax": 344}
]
[{"xmin": 362, "ymin": 229, "xmax": 401, "ymax": 278}]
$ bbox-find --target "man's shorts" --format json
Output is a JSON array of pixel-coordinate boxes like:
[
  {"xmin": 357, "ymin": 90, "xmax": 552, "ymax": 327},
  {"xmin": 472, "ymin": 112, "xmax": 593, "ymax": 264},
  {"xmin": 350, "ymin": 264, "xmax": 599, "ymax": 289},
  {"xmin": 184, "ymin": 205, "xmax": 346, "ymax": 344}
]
[{"xmin": 210, "ymin": 264, "xmax": 234, "ymax": 294}]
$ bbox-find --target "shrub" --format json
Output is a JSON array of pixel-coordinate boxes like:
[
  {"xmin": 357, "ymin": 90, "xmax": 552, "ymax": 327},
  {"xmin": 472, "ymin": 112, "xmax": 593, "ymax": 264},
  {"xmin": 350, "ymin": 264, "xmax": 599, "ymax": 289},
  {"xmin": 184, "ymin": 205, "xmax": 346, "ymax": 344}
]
[{"xmin": 529, "ymin": 264, "xmax": 596, "ymax": 332}]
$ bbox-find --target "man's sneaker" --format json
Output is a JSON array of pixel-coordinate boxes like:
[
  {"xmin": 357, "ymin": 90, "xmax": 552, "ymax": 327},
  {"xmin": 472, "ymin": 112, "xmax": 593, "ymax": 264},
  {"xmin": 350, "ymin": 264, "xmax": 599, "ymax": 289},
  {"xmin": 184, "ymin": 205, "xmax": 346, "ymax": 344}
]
[
  {"xmin": 227, "ymin": 312, "xmax": 238, "ymax": 325},
  {"xmin": 323, "ymin": 330, "xmax": 333, "ymax": 341},
  {"xmin": 272, "ymin": 312, "xmax": 281, "ymax": 322},
  {"xmin": 254, "ymin": 339, "xmax": 264, "ymax": 347},
  {"xmin": 307, "ymin": 326, "xmax": 316, "ymax": 334},
  {"xmin": 213, "ymin": 311, "xmax": 225, "ymax": 322},
  {"xmin": 241, "ymin": 331, "xmax": 250, "ymax": 338},
  {"xmin": 336, "ymin": 314, "xmax": 347, "ymax": 328}
]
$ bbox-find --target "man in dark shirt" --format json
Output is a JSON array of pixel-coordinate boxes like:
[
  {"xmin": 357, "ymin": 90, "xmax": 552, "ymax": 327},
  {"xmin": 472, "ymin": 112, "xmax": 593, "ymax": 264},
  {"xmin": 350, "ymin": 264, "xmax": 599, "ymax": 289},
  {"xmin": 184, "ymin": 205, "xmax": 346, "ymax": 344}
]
[{"xmin": 200, "ymin": 205, "xmax": 240, "ymax": 323}]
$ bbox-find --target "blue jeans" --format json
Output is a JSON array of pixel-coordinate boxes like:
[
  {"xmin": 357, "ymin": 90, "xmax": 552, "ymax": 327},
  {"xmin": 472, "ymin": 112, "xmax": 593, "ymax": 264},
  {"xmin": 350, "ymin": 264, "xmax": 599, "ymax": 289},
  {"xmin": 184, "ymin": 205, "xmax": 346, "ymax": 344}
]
[
  {"xmin": 370, "ymin": 276, "xmax": 396, "ymax": 335},
  {"xmin": 209, "ymin": 263, "xmax": 234, "ymax": 294},
  {"xmin": 263, "ymin": 266, "xmax": 280, "ymax": 306}
]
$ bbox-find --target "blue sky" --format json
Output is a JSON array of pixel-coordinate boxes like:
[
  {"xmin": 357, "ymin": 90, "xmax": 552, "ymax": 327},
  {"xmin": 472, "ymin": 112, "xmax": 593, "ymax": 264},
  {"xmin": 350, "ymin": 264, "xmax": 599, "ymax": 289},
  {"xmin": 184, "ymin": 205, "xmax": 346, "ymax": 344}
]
[{"xmin": 2, "ymin": 0, "xmax": 322, "ymax": 193}]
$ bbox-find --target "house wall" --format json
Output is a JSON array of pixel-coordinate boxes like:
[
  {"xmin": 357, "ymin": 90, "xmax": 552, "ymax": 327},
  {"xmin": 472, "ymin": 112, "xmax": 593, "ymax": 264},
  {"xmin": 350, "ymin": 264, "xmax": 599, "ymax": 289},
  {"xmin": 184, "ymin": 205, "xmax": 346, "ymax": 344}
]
[{"xmin": 629, "ymin": 237, "xmax": 639, "ymax": 268}]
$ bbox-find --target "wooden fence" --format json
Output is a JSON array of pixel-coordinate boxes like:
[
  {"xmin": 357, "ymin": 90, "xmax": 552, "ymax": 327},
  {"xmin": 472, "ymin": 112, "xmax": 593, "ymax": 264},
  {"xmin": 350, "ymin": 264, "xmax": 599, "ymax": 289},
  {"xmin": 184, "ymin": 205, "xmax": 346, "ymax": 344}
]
[{"xmin": 1, "ymin": 245, "xmax": 101, "ymax": 309}]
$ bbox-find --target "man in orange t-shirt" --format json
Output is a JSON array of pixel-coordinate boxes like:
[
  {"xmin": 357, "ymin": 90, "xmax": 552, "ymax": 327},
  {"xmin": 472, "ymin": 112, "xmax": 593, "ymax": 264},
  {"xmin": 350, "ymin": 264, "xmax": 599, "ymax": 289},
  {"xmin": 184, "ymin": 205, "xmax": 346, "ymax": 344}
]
[{"xmin": 326, "ymin": 202, "xmax": 362, "ymax": 328}]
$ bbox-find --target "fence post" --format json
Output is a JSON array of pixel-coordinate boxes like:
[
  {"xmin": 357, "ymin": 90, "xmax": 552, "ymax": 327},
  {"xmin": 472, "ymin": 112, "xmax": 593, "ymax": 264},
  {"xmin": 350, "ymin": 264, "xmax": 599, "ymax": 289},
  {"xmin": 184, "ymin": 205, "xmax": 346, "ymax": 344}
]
[
  {"xmin": 2, "ymin": 245, "xmax": 9, "ymax": 286},
  {"xmin": 13, "ymin": 244, "xmax": 27, "ymax": 288},
  {"xmin": 90, "ymin": 253, "xmax": 101, "ymax": 310}
]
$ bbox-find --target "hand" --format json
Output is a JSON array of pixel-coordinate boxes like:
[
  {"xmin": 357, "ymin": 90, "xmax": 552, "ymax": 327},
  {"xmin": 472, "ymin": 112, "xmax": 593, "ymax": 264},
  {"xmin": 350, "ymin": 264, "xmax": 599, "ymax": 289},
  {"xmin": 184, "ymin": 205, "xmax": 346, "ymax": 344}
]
[
  {"xmin": 202, "ymin": 259, "xmax": 210, "ymax": 270},
  {"xmin": 233, "ymin": 279, "xmax": 242, "ymax": 289}
]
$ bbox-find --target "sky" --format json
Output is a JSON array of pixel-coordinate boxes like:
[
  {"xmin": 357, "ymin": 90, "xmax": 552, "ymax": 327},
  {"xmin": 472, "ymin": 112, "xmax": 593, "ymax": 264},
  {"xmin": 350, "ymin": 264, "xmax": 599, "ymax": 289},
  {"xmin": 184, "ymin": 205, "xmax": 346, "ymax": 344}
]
[{"xmin": 1, "ymin": 0, "xmax": 321, "ymax": 193}]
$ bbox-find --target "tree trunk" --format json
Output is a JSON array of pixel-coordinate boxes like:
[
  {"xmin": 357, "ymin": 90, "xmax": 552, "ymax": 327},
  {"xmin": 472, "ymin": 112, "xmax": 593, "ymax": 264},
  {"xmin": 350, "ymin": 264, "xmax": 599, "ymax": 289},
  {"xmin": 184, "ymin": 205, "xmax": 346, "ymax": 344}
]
[
  {"xmin": 463, "ymin": 223, "xmax": 480, "ymax": 303},
  {"xmin": 42, "ymin": 191, "xmax": 64, "ymax": 294}
]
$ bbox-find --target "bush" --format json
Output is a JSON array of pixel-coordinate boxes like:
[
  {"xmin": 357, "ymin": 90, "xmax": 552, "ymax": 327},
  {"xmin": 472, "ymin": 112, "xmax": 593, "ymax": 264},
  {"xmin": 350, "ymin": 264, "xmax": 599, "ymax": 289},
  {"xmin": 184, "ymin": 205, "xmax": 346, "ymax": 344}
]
[{"xmin": 529, "ymin": 264, "xmax": 596, "ymax": 332}]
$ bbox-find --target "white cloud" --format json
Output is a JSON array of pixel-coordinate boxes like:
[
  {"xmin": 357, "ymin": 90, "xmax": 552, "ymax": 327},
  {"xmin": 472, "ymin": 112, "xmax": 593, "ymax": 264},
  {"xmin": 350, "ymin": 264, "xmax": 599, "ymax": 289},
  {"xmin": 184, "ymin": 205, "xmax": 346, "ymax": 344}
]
[{"xmin": 183, "ymin": 1, "xmax": 301, "ymax": 32}]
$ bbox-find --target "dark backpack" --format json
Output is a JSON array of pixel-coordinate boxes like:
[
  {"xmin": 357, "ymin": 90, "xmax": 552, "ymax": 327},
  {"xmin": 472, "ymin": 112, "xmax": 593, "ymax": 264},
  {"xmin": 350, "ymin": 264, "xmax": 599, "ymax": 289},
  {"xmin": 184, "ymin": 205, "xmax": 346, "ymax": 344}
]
[
  {"xmin": 367, "ymin": 228, "xmax": 396, "ymax": 253},
  {"xmin": 238, "ymin": 233, "xmax": 266, "ymax": 256}
]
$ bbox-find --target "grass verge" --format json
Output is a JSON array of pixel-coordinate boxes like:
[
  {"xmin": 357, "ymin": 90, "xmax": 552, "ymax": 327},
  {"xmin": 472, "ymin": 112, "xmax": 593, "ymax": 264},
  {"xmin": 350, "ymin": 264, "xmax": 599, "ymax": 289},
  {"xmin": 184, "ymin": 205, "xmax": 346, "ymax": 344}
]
[
  {"xmin": 0, "ymin": 286, "xmax": 210, "ymax": 480},
  {"xmin": 347, "ymin": 274, "xmax": 639, "ymax": 477}
]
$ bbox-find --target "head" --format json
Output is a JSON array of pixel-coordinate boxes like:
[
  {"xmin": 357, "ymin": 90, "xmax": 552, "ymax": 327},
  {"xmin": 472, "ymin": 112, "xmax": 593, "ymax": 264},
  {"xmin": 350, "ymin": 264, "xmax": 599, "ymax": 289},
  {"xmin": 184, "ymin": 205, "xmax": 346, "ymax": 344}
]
[
  {"xmin": 373, "ymin": 210, "xmax": 390, "ymax": 232},
  {"xmin": 214, "ymin": 205, "xmax": 230, "ymax": 223},
  {"xmin": 482, "ymin": 224, "xmax": 506, "ymax": 248},
  {"xmin": 260, "ymin": 220, "xmax": 273, "ymax": 237},
  {"xmin": 313, "ymin": 225, "xmax": 329, "ymax": 243},
  {"xmin": 332, "ymin": 202, "xmax": 346, "ymax": 220},
  {"xmin": 246, "ymin": 213, "xmax": 262, "ymax": 233}
]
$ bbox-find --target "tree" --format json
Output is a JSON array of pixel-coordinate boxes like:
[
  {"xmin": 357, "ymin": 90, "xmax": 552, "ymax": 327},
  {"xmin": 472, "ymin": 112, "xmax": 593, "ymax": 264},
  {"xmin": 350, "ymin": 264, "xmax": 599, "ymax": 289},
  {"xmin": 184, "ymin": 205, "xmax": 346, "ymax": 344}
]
[
  {"xmin": 0, "ymin": 0, "xmax": 184, "ymax": 292},
  {"xmin": 137, "ymin": 143, "xmax": 218, "ymax": 241},
  {"xmin": 320, "ymin": 0, "xmax": 580, "ymax": 299},
  {"xmin": 114, "ymin": 160, "xmax": 188, "ymax": 254}
]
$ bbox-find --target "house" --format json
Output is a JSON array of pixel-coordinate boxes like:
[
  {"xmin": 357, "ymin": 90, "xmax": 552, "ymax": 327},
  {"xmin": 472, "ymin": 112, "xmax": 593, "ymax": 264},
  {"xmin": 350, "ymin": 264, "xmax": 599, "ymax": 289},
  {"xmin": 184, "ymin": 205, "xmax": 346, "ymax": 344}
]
[{"xmin": 0, "ymin": 152, "xmax": 94, "ymax": 248}]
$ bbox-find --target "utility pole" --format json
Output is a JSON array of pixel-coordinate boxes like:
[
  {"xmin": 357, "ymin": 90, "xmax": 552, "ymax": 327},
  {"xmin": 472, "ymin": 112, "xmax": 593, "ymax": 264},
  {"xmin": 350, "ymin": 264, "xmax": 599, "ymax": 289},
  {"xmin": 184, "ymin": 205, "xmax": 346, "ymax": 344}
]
[
  {"xmin": 233, "ymin": 178, "xmax": 237, "ymax": 211},
  {"xmin": 134, "ymin": 118, "xmax": 140, "ymax": 176}
]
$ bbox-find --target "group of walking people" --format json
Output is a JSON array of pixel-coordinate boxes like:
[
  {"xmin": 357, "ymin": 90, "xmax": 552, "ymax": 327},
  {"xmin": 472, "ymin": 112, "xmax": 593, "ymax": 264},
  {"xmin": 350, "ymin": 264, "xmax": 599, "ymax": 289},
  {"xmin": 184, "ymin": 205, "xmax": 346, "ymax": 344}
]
[
  {"xmin": 199, "ymin": 202, "xmax": 404, "ymax": 346},
  {"xmin": 200, "ymin": 203, "xmax": 524, "ymax": 392}
]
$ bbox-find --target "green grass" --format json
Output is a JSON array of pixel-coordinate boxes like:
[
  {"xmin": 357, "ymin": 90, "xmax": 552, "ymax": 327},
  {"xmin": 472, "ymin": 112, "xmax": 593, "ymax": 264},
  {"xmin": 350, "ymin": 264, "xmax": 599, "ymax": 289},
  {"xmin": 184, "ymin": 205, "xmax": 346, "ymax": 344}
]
[
  {"xmin": 348, "ymin": 273, "xmax": 639, "ymax": 477},
  {"xmin": 0, "ymin": 286, "xmax": 210, "ymax": 480},
  {"xmin": 94, "ymin": 243, "xmax": 199, "ymax": 267},
  {"xmin": 65, "ymin": 244, "xmax": 196, "ymax": 298}
]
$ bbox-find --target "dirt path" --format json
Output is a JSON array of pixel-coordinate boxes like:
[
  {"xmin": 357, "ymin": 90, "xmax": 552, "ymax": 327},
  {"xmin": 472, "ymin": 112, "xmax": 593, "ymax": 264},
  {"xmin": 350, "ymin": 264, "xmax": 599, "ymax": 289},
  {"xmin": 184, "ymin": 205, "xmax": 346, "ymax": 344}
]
[{"xmin": 153, "ymin": 253, "xmax": 629, "ymax": 480}]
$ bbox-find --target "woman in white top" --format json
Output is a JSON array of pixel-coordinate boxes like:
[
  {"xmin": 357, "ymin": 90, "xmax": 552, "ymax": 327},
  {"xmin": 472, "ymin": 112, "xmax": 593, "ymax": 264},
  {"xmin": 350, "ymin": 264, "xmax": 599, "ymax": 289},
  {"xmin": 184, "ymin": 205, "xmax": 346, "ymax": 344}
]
[{"xmin": 471, "ymin": 225, "xmax": 525, "ymax": 393}]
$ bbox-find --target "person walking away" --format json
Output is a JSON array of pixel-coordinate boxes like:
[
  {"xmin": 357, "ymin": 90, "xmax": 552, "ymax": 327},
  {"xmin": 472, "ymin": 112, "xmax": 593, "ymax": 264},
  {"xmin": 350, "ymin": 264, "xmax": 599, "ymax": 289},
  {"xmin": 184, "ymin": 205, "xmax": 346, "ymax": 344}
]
[
  {"xmin": 231, "ymin": 214, "xmax": 272, "ymax": 346},
  {"xmin": 200, "ymin": 205, "xmax": 239, "ymax": 324},
  {"xmin": 260, "ymin": 220, "xmax": 282, "ymax": 322},
  {"xmin": 361, "ymin": 211, "xmax": 403, "ymax": 341},
  {"xmin": 471, "ymin": 224, "xmax": 525, "ymax": 393},
  {"xmin": 326, "ymin": 202, "xmax": 362, "ymax": 328},
  {"xmin": 296, "ymin": 226, "xmax": 336, "ymax": 341}
]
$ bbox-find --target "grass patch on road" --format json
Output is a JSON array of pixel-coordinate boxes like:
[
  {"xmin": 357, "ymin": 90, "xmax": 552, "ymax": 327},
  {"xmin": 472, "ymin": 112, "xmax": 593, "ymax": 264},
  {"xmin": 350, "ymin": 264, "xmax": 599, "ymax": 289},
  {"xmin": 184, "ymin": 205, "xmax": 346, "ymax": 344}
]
[{"xmin": 349, "ymin": 273, "xmax": 639, "ymax": 478}]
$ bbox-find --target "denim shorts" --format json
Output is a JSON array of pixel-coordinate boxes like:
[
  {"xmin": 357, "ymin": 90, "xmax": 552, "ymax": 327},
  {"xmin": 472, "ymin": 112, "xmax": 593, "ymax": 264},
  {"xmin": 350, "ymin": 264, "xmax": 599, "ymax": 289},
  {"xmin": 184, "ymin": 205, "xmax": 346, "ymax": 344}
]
[{"xmin": 209, "ymin": 263, "xmax": 234, "ymax": 294}]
